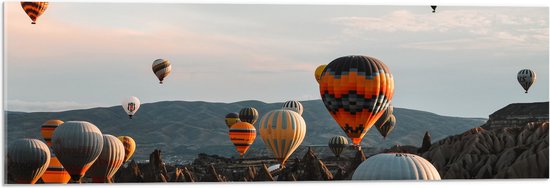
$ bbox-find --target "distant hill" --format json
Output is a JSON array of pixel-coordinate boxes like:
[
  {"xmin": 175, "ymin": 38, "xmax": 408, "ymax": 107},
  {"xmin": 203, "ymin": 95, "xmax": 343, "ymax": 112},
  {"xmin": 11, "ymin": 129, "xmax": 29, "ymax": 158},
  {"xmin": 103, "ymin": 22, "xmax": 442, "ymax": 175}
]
[{"xmin": 5, "ymin": 100, "xmax": 485, "ymax": 163}]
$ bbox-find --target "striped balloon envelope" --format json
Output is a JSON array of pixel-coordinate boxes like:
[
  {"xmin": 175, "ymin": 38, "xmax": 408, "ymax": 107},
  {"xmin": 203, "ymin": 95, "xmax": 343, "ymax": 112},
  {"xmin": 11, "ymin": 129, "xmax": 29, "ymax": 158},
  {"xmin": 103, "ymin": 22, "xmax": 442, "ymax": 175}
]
[
  {"xmin": 41, "ymin": 120, "xmax": 63, "ymax": 147},
  {"xmin": 8, "ymin": 138, "xmax": 50, "ymax": 184},
  {"xmin": 117, "ymin": 136, "xmax": 136, "ymax": 163},
  {"xmin": 228, "ymin": 122, "xmax": 256, "ymax": 156},
  {"xmin": 319, "ymin": 55, "xmax": 394, "ymax": 146},
  {"xmin": 51, "ymin": 121, "xmax": 103, "ymax": 183},
  {"xmin": 239, "ymin": 107, "xmax": 259, "ymax": 125},
  {"xmin": 152, "ymin": 59, "xmax": 171, "ymax": 84},
  {"xmin": 376, "ymin": 115, "xmax": 396, "ymax": 139},
  {"xmin": 282, "ymin": 100, "xmax": 304, "ymax": 116},
  {"xmin": 88, "ymin": 135, "xmax": 125, "ymax": 183},
  {"xmin": 328, "ymin": 136, "xmax": 348, "ymax": 158},
  {"xmin": 41, "ymin": 152, "xmax": 71, "ymax": 184},
  {"xmin": 224, "ymin": 112, "xmax": 241, "ymax": 128},
  {"xmin": 20, "ymin": 2, "xmax": 48, "ymax": 24},
  {"xmin": 259, "ymin": 109, "xmax": 306, "ymax": 166},
  {"xmin": 352, "ymin": 153, "xmax": 440, "ymax": 180}
]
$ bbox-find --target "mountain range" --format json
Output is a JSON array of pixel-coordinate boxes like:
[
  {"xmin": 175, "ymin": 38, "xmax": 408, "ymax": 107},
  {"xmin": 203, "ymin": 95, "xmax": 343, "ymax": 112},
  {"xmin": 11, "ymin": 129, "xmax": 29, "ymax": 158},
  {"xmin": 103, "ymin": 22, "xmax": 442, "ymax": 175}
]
[{"xmin": 5, "ymin": 100, "xmax": 486, "ymax": 163}]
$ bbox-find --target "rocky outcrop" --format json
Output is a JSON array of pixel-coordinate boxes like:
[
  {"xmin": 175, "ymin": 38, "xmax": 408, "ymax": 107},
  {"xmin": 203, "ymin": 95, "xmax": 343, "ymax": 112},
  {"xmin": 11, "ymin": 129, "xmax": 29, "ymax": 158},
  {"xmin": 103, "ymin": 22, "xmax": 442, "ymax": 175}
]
[
  {"xmin": 418, "ymin": 131, "xmax": 432, "ymax": 153},
  {"xmin": 421, "ymin": 121, "xmax": 548, "ymax": 179},
  {"xmin": 481, "ymin": 102, "xmax": 548, "ymax": 130}
]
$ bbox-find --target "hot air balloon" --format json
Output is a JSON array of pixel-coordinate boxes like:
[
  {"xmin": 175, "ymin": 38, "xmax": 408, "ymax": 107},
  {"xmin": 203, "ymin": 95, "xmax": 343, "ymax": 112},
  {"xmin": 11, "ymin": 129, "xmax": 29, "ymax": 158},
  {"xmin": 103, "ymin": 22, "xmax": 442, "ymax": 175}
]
[
  {"xmin": 152, "ymin": 59, "xmax": 171, "ymax": 84},
  {"xmin": 117, "ymin": 136, "xmax": 136, "ymax": 163},
  {"xmin": 431, "ymin": 5, "xmax": 437, "ymax": 13},
  {"xmin": 40, "ymin": 119, "xmax": 71, "ymax": 184},
  {"xmin": 88, "ymin": 135, "xmax": 125, "ymax": 183},
  {"xmin": 282, "ymin": 100, "xmax": 304, "ymax": 116},
  {"xmin": 376, "ymin": 115, "xmax": 396, "ymax": 139},
  {"xmin": 352, "ymin": 153, "xmax": 441, "ymax": 180},
  {"xmin": 328, "ymin": 136, "xmax": 348, "ymax": 158},
  {"xmin": 122, "ymin": 96, "xmax": 141, "ymax": 119},
  {"xmin": 51, "ymin": 121, "xmax": 103, "ymax": 183},
  {"xmin": 314, "ymin": 64, "xmax": 327, "ymax": 83},
  {"xmin": 224, "ymin": 112, "xmax": 241, "ymax": 128},
  {"xmin": 517, "ymin": 69, "xmax": 536, "ymax": 93},
  {"xmin": 8, "ymin": 138, "xmax": 50, "ymax": 184},
  {"xmin": 20, "ymin": 2, "xmax": 48, "ymax": 24},
  {"xmin": 239, "ymin": 107, "xmax": 259, "ymax": 124},
  {"xmin": 259, "ymin": 109, "xmax": 307, "ymax": 166},
  {"xmin": 228, "ymin": 122, "xmax": 256, "ymax": 157},
  {"xmin": 319, "ymin": 55, "xmax": 394, "ymax": 146}
]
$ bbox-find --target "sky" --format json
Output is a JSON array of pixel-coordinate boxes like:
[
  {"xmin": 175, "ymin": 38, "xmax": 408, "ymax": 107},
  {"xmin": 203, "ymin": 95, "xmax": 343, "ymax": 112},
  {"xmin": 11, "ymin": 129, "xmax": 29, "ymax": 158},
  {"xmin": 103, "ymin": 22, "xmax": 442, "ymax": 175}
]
[{"xmin": 2, "ymin": 0, "xmax": 549, "ymax": 118}]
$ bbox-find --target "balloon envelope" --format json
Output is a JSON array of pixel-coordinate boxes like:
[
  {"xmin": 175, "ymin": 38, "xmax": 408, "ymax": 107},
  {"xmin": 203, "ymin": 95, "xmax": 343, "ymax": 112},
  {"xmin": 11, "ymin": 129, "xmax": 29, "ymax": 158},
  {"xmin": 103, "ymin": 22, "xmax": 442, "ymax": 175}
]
[
  {"xmin": 259, "ymin": 109, "xmax": 307, "ymax": 166},
  {"xmin": 122, "ymin": 96, "xmax": 141, "ymax": 119},
  {"xmin": 517, "ymin": 69, "xmax": 536, "ymax": 93},
  {"xmin": 328, "ymin": 136, "xmax": 348, "ymax": 158},
  {"xmin": 117, "ymin": 136, "xmax": 136, "ymax": 163},
  {"xmin": 282, "ymin": 100, "xmax": 304, "ymax": 115},
  {"xmin": 41, "ymin": 119, "xmax": 63, "ymax": 147},
  {"xmin": 20, "ymin": 2, "xmax": 48, "ymax": 24},
  {"xmin": 41, "ymin": 152, "xmax": 71, "ymax": 184},
  {"xmin": 152, "ymin": 59, "xmax": 172, "ymax": 84},
  {"xmin": 51, "ymin": 121, "xmax": 104, "ymax": 182},
  {"xmin": 314, "ymin": 64, "xmax": 327, "ymax": 83},
  {"xmin": 239, "ymin": 107, "xmax": 259, "ymax": 125},
  {"xmin": 8, "ymin": 138, "xmax": 50, "ymax": 184},
  {"xmin": 225, "ymin": 112, "xmax": 241, "ymax": 128},
  {"xmin": 352, "ymin": 153, "xmax": 440, "ymax": 180},
  {"xmin": 88, "ymin": 135, "xmax": 125, "ymax": 183},
  {"xmin": 228, "ymin": 122, "xmax": 256, "ymax": 156},
  {"xmin": 376, "ymin": 115, "xmax": 396, "ymax": 138},
  {"xmin": 319, "ymin": 55, "xmax": 394, "ymax": 145}
]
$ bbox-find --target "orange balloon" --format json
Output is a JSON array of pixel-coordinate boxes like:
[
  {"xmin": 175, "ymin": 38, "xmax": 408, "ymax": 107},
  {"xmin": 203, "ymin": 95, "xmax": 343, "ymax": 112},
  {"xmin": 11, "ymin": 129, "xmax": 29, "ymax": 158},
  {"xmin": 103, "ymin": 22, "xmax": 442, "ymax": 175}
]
[{"xmin": 228, "ymin": 122, "xmax": 256, "ymax": 156}]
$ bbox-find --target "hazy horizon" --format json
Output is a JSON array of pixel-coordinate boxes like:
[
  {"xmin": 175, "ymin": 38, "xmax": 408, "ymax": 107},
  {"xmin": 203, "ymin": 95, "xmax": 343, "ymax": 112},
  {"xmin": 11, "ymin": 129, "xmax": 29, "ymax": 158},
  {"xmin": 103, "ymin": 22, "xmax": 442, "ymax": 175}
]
[{"xmin": 3, "ymin": 2, "xmax": 549, "ymax": 118}]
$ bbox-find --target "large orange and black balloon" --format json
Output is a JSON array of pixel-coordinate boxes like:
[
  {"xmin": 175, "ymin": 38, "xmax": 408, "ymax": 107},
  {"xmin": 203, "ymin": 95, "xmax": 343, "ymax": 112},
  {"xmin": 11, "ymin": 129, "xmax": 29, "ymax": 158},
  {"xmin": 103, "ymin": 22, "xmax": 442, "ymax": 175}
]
[
  {"xmin": 20, "ymin": 2, "xmax": 48, "ymax": 24},
  {"xmin": 319, "ymin": 55, "xmax": 394, "ymax": 145},
  {"xmin": 228, "ymin": 122, "xmax": 256, "ymax": 156}
]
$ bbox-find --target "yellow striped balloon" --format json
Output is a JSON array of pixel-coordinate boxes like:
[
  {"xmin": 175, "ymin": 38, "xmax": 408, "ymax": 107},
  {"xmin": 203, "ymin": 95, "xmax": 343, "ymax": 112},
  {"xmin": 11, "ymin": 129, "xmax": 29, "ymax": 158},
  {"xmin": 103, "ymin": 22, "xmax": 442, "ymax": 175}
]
[
  {"xmin": 117, "ymin": 136, "xmax": 136, "ymax": 163},
  {"xmin": 224, "ymin": 112, "xmax": 241, "ymax": 128},
  {"xmin": 228, "ymin": 122, "xmax": 256, "ymax": 156},
  {"xmin": 239, "ymin": 107, "xmax": 259, "ymax": 125},
  {"xmin": 88, "ymin": 135, "xmax": 125, "ymax": 183},
  {"xmin": 20, "ymin": 2, "xmax": 48, "ymax": 24},
  {"xmin": 152, "ymin": 59, "xmax": 171, "ymax": 84},
  {"xmin": 328, "ymin": 136, "xmax": 348, "ymax": 158},
  {"xmin": 41, "ymin": 153, "xmax": 70, "ymax": 184},
  {"xmin": 8, "ymin": 139, "xmax": 50, "ymax": 184},
  {"xmin": 259, "ymin": 109, "xmax": 306, "ymax": 166},
  {"xmin": 41, "ymin": 119, "xmax": 63, "ymax": 147}
]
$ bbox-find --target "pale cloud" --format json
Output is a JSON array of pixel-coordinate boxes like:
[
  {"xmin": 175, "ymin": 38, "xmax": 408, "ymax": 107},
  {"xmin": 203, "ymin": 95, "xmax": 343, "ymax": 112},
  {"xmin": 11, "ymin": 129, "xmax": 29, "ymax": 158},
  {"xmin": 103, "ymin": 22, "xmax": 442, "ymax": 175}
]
[{"xmin": 6, "ymin": 100, "xmax": 107, "ymax": 112}]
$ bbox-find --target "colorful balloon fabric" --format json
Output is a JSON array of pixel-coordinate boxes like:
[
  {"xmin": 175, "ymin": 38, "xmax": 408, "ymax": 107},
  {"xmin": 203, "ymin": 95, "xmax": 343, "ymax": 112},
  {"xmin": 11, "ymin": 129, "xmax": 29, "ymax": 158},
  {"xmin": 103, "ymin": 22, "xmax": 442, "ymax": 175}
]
[
  {"xmin": 282, "ymin": 100, "xmax": 304, "ymax": 116},
  {"xmin": 20, "ymin": 2, "xmax": 48, "ymax": 24},
  {"xmin": 239, "ymin": 107, "xmax": 259, "ymax": 124},
  {"xmin": 40, "ymin": 119, "xmax": 70, "ymax": 184},
  {"xmin": 51, "ymin": 121, "xmax": 103, "ymax": 182},
  {"xmin": 259, "ymin": 109, "xmax": 307, "ymax": 166},
  {"xmin": 88, "ymin": 135, "xmax": 125, "ymax": 183},
  {"xmin": 328, "ymin": 136, "xmax": 348, "ymax": 158},
  {"xmin": 122, "ymin": 96, "xmax": 141, "ymax": 119},
  {"xmin": 376, "ymin": 115, "xmax": 396, "ymax": 139},
  {"xmin": 41, "ymin": 119, "xmax": 63, "ymax": 147},
  {"xmin": 8, "ymin": 139, "xmax": 50, "ymax": 184},
  {"xmin": 117, "ymin": 136, "xmax": 136, "ymax": 163},
  {"xmin": 314, "ymin": 64, "xmax": 327, "ymax": 83},
  {"xmin": 224, "ymin": 112, "xmax": 241, "ymax": 128},
  {"xmin": 352, "ymin": 153, "xmax": 441, "ymax": 180},
  {"xmin": 517, "ymin": 69, "xmax": 536, "ymax": 93},
  {"xmin": 152, "ymin": 59, "xmax": 172, "ymax": 84},
  {"xmin": 319, "ymin": 55, "xmax": 394, "ymax": 145},
  {"xmin": 228, "ymin": 122, "xmax": 256, "ymax": 156}
]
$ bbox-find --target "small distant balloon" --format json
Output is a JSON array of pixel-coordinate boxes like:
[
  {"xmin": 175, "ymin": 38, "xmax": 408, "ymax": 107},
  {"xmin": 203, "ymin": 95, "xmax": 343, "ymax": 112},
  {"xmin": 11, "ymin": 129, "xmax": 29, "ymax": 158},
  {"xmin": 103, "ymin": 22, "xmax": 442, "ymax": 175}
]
[
  {"xmin": 152, "ymin": 59, "xmax": 171, "ymax": 84},
  {"xmin": 328, "ymin": 136, "xmax": 348, "ymax": 158},
  {"xmin": 431, "ymin": 5, "xmax": 437, "ymax": 13},
  {"xmin": 517, "ymin": 69, "xmax": 536, "ymax": 93},
  {"xmin": 239, "ymin": 107, "xmax": 259, "ymax": 125},
  {"xmin": 21, "ymin": 2, "xmax": 48, "ymax": 24},
  {"xmin": 282, "ymin": 100, "xmax": 304, "ymax": 115},
  {"xmin": 224, "ymin": 112, "xmax": 241, "ymax": 128},
  {"xmin": 122, "ymin": 96, "xmax": 141, "ymax": 119},
  {"xmin": 376, "ymin": 115, "xmax": 396, "ymax": 139}
]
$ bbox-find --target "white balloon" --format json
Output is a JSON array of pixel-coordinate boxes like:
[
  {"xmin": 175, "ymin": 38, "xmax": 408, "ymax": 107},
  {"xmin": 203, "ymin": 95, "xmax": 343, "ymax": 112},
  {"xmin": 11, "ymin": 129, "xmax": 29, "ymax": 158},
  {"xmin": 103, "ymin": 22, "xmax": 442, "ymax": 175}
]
[
  {"xmin": 352, "ymin": 153, "xmax": 441, "ymax": 180},
  {"xmin": 122, "ymin": 96, "xmax": 141, "ymax": 119}
]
